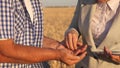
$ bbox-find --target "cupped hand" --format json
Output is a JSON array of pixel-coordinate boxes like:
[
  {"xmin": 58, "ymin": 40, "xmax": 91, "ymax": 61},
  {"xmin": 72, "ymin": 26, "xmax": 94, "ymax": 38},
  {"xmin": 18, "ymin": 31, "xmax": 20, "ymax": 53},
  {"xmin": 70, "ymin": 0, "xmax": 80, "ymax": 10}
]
[
  {"xmin": 59, "ymin": 46, "xmax": 87, "ymax": 65},
  {"xmin": 104, "ymin": 46, "xmax": 120, "ymax": 63},
  {"xmin": 57, "ymin": 43, "xmax": 87, "ymax": 65}
]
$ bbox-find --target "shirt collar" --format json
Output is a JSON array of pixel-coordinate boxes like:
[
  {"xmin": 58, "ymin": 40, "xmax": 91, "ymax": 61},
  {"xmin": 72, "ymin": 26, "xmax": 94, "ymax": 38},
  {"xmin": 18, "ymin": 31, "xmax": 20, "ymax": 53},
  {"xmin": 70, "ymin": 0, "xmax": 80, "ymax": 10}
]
[{"xmin": 107, "ymin": 0, "xmax": 120, "ymax": 12}]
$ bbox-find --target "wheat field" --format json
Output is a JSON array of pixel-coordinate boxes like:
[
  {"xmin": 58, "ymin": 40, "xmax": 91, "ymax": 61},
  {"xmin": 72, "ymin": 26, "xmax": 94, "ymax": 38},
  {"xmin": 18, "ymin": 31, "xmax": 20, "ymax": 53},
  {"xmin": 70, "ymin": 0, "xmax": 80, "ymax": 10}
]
[
  {"xmin": 43, "ymin": 7, "xmax": 75, "ymax": 41},
  {"xmin": 43, "ymin": 7, "xmax": 77, "ymax": 68}
]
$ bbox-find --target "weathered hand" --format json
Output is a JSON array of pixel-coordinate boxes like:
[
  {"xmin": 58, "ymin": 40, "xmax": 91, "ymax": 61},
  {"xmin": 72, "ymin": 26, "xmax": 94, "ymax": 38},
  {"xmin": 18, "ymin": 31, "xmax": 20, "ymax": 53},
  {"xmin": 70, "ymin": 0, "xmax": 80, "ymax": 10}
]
[
  {"xmin": 57, "ymin": 43, "xmax": 87, "ymax": 65},
  {"xmin": 59, "ymin": 46, "xmax": 87, "ymax": 65},
  {"xmin": 104, "ymin": 47, "xmax": 120, "ymax": 63}
]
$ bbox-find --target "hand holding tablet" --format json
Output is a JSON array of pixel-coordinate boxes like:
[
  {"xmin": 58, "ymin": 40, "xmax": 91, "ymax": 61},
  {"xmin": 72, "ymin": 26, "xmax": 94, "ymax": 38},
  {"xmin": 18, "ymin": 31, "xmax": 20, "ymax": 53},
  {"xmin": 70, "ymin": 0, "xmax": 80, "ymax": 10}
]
[{"xmin": 92, "ymin": 50, "xmax": 120, "ymax": 55}]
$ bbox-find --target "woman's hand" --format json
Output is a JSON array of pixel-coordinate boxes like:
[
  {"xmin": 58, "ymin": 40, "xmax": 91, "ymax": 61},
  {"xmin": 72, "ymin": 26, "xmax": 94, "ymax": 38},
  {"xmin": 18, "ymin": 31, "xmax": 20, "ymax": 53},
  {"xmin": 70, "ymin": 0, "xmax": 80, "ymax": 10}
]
[
  {"xmin": 65, "ymin": 29, "xmax": 79, "ymax": 50},
  {"xmin": 104, "ymin": 47, "xmax": 120, "ymax": 63}
]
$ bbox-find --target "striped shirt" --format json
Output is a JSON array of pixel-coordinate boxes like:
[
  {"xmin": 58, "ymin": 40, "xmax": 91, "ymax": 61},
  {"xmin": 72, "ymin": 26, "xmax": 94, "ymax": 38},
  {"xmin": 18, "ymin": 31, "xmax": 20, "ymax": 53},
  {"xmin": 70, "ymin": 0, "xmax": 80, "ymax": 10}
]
[
  {"xmin": 0, "ymin": 0, "xmax": 49, "ymax": 68},
  {"xmin": 91, "ymin": 0, "xmax": 120, "ymax": 46}
]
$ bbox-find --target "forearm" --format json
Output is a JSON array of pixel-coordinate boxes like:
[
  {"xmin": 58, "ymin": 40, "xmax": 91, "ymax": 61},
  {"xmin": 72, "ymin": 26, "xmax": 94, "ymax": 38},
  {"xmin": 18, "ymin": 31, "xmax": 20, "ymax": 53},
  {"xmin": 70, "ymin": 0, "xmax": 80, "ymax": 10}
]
[
  {"xmin": 68, "ymin": 0, "xmax": 80, "ymax": 30},
  {"xmin": 0, "ymin": 39, "xmax": 61, "ymax": 63},
  {"xmin": 43, "ymin": 36, "xmax": 60, "ymax": 49},
  {"xmin": 0, "ymin": 54, "xmax": 32, "ymax": 64}
]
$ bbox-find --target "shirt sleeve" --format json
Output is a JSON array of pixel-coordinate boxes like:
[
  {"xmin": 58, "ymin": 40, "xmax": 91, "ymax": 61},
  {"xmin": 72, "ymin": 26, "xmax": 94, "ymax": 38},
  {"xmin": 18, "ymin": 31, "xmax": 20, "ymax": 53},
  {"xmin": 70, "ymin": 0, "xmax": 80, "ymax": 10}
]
[{"xmin": 0, "ymin": 39, "xmax": 8, "ymax": 40}]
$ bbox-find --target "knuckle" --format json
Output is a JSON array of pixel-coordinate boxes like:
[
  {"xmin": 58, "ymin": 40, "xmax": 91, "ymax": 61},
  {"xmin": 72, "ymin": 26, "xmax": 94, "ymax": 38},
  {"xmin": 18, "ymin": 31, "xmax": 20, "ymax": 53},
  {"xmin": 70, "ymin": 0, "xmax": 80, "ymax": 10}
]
[
  {"xmin": 68, "ymin": 33, "xmax": 72, "ymax": 37},
  {"xmin": 72, "ymin": 33, "xmax": 77, "ymax": 37},
  {"xmin": 73, "ymin": 35, "xmax": 78, "ymax": 40}
]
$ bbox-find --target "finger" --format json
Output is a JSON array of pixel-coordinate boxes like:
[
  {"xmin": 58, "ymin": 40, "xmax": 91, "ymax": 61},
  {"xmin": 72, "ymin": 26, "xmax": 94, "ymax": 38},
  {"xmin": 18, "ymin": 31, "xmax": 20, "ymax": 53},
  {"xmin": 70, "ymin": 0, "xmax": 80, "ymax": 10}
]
[
  {"xmin": 109, "ymin": 51, "xmax": 119, "ymax": 60},
  {"xmin": 66, "ymin": 58, "xmax": 80, "ymax": 65},
  {"xmin": 65, "ymin": 36, "xmax": 70, "ymax": 48},
  {"xmin": 65, "ymin": 58, "xmax": 79, "ymax": 65},
  {"xmin": 78, "ymin": 51, "xmax": 87, "ymax": 60},
  {"xmin": 67, "ymin": 53, "xmax": 81, "ymax": 60},
  {"xmin": 72, "ymin": 34, "xmax": 78, "ymax": 50},
  {"xmin": 82, "ymin": 45, "xmax": 87, "ymax": 51},
  {"xmin": 65, "ymin": 60, "xmax": 74, "ymax": 65},
  {"xmin": 108, "ymin": 51, "xmax": 113, "ymax": 58},
  {"xmin": 74, "ymin": 49, "xmax": 82, "ymax": 56},
  {"xmin": 77, "ymin": 42, "xmax": 83, "ymax": 47},
  {"xmin": 66, "ymin": 52, "xmax": 87, "ymax": 65},
  {"xmin": 104, "ymin": 46, "xmax": 107, "ymax": 55},
  {"xmin": 68, "ymin": 33, "xmax": 74, "ymax": 50},
  {"xmin": 104, "ymin": 46, "xmax": 111, "ymax": 55},
  {"xmin": 104, "ymin": 46, "xmax": 108, "ymax": 53},
  {"xmin": 111, "ymin": 55, "xmax": 118, "ymax": 59},
  {"xmin": 110, "ymin": 55, "xmax": 120, "ymax": 63},
  {"xmin": 105, "ymin": 48, "xmax": 119, "ymax": 60},
  {"xmin": 104, "ymin": 46, "xmax": 113, "ymax": 58},
  {"xmin": 74, "ymin": 45, "xmax": 87, "ymax": 55}
]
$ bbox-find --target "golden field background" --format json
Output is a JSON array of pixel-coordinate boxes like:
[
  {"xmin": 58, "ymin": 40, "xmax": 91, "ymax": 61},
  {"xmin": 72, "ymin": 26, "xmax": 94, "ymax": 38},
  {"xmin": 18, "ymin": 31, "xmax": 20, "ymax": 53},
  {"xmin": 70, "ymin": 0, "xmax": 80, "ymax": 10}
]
[
  {"xmin": 43, "ymin": 7, "xmax": 75, "ymax": 41},
  {"xmin": 43, "ymin": 7, "xmax": 76, "ymax": 68}
]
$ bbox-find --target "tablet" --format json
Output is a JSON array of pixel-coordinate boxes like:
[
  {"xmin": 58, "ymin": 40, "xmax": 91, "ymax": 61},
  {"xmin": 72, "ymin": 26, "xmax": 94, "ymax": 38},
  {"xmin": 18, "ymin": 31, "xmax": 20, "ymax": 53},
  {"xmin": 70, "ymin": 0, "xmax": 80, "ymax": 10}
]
[{"xmin": 92, "ymin": 50, "xmax": 120, "ymax": 55}]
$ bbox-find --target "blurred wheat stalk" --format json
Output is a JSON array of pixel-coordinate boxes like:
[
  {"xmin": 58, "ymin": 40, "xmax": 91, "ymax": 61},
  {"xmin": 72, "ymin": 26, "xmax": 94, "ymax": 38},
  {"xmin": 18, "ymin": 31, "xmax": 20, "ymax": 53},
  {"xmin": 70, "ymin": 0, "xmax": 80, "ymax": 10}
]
[{"xmin": 43, "ymin": 7, "xmax": 76, "ymax": 68}]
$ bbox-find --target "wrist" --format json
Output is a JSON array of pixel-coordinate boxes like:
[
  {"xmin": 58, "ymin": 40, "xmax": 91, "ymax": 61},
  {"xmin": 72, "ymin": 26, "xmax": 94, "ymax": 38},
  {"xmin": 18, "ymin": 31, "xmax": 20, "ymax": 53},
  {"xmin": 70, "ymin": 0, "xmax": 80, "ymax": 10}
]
[
  {"xmin": 43, "ymin": 36, "xmax": 61, "ymax": 49},
  {"xmin": 55, "ymin": 49, "xmax": 62, "ymax": 60},
  {"xmin": 65, "ymin": 28, "xmax": 79, "ymax": 37}
]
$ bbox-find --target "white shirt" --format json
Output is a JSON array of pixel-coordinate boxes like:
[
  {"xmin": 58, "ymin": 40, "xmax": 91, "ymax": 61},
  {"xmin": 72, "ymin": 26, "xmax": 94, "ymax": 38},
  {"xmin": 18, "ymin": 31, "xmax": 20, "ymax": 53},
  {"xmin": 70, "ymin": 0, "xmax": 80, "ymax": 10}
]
[
  {"xmin": 24, "ymin": 0, "xmax": 34, "ymax": 22},
  {"xmin": 91, "ymin": 0, "xmax": 120, "ymax": 46}
]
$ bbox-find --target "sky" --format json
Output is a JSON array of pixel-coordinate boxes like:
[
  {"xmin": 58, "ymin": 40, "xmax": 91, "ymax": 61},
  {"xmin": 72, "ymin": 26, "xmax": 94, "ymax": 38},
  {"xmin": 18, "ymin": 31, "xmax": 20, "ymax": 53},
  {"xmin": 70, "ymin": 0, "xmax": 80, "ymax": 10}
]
[{"xmin": 41, "ymin": 0, "xmax": 78, "ymax": 7}]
